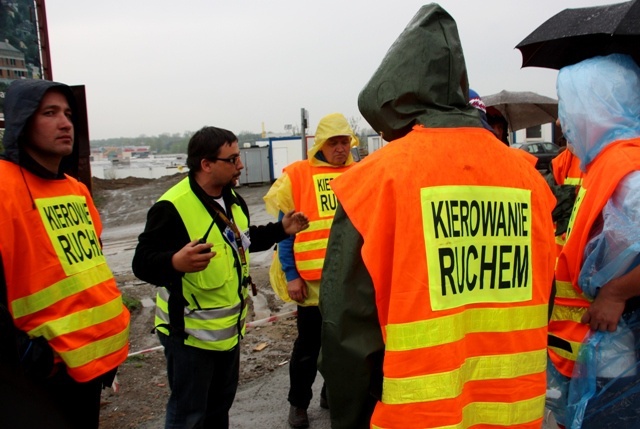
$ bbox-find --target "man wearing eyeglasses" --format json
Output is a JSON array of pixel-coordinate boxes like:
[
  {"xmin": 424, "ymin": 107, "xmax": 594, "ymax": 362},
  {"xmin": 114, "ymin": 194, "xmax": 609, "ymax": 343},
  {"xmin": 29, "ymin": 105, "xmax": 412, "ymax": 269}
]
[
  {"xmin": 263, "ymin": 112, "xmax": 358, "ymax": 428},
  {"xmin": 132, "ymin": 126, "xmax": 309, "ymax": 429}
]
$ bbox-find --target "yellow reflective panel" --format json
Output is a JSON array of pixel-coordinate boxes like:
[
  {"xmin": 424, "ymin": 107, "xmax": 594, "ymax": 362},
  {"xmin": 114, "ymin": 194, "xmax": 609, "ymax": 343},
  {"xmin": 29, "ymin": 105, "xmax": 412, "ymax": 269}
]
[
  {"xmin": 565, "ymin": 186, "xmax": 586, "ymax": 241},
  {"xmin": 382, "ymin": 350, "xmax": 546, "ymax": 404},
  {"xmin": 421, "ymin": 186, "xmax": 533, "ymax": 311},
  {"xmin": 28, "ymin": 297, "xmax": 124, "ymax": 339},
  {"xmin": 385, "ymin": 304, "xmax": 547, "ymax": 351},
  {"xmin": 12, "ymin": 264, "xmax": 114, "ymax": 318},
  {"xmin": 312, "ymin": 173, "xmax": 342, "ymax": 217},
  {"xmin": 298, "ymin": 219, "xmax": 333, "ymax": 234},
  {"xmin": 293, "ymin": 238, "xmax": 329, "ymax": 253},
  {"xmin": 548, "ymin": 336, "xmax": 582, "ymax": 362},
  {"xmin": 371, "ymin": 394, "xmax": 545, "ymax": 429},
  {"xmin": 35, "ymin": 195, "xmax": 107, "ymax": 276},
  {"xmin": 550, "ymin": 303, "xmax": 588, "ymax": 323},
  {"xmin": 554, "ymin": 280, "xmax": 587, "ymax": 300},
  {"xmin": 61, "ymin": 326, "xmax": 130, "ymax": 368},
  {"xmin": 295, "ymin": 259, "xmax": 325, "ymax": 271},
  {"xmin": 564, "ymin": 177, "xmax": 582, "ymax": 186}
]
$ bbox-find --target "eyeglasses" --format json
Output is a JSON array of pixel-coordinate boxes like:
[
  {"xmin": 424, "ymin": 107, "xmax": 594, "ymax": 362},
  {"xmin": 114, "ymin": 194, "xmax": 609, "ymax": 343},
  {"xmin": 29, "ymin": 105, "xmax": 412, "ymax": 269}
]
[{"xmin": 210, "ymin": 154, "xmax": 241, "ymax": 165}]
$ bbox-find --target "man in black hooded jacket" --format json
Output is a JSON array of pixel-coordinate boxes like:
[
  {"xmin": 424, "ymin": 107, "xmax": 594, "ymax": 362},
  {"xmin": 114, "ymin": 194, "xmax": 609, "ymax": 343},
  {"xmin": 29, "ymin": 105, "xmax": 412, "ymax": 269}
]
[{"xmin": 0, "ymin": 79, "xmax": 130, "ymax": 429}]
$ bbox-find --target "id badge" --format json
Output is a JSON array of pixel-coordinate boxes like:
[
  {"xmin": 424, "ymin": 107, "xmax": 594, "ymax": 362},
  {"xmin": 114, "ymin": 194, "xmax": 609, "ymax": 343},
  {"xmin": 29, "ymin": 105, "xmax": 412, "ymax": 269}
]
[{"xmin": 241, "ymin": 229, "xmax": 251, "ymax": 249}]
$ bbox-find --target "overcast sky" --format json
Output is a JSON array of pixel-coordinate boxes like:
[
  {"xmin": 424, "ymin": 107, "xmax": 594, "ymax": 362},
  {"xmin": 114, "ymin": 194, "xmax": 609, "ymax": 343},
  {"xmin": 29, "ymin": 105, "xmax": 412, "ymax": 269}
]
[{"xmin": 44, "ymin": 0, "xmax": 621, "ymax": 140}]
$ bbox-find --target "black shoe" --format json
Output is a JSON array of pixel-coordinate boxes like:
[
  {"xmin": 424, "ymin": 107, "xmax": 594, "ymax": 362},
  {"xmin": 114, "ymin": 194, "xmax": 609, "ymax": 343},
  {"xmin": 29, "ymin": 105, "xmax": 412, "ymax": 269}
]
[
  {"xmin": 320, "ymin": 395, "xmax": 329, "ymax": 409},
  {"xmin": 288, "ymin": 405, "xmax": 309, "ymax": 428}
]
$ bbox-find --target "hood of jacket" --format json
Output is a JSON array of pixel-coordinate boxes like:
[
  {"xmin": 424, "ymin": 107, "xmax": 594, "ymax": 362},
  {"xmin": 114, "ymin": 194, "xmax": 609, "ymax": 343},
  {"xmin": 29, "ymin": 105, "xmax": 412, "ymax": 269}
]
[
  {"xmin": 308, "ymin": 112, "xmax": 359, "ymax": 166},
  {"xmin": 357, "ymin": 4, "xmax": 482, "ymax": 142},
  {"xmin": 1, "ymin": 79, "xmax": 78, "ymax": 169},
  {"xmin": 557, "ymin": 54, "xmax": 640, "ymax": 170}
]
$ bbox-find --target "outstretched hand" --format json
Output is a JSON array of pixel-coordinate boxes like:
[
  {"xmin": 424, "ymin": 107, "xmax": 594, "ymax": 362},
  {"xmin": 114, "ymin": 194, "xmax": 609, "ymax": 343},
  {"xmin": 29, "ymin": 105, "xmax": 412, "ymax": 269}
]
[
  {"xmin": 172, "ymin": 239, "xmax": 216, "ymax": 273},
  {"xmin": 282, "ymin": 210, "xmax": 309, "ymax": 235}
]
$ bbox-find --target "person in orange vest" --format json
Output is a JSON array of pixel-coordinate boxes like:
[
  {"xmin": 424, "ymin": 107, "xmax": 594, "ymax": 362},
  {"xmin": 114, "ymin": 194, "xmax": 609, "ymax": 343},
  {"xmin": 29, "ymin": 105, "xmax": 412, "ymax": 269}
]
[
  {"xmin": 551, "ymin": 122, "xmax": 583, "ymax": 188},
  {"xmin": 549, "ymin": 119, "xmax": 583, "ymax": 259},
  {"xmin": 0, "ymin": 79, "xmax": 131, "ymax": 429},
  {"xmin": 547, "ymin": 53, "xmax": 640, "ymax": 428},
  {"xmin": 264, "ymin": 112, "xmax": 359, "ymax": 428},
  {"xmin": 551, "ymin": 147, "xmax": 582, "ymax": 186},
  {"xmin": 317, "ymin": 5, "xmax": 557, "ymax": 429}
]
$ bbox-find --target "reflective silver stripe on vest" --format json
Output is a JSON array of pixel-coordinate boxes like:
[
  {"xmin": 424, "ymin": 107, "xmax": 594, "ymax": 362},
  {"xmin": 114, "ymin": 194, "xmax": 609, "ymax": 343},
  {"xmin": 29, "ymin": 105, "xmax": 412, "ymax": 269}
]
[
  {"xmin": 184, "ymin": 303, "xmax": 243, "ymax": 320},
  {"xmin": 185, "ymin": 317, "xmax": 246, "ymax": 342},
  {"xmin": 155, "ymin": 288, "xmax": 244, "ymax": 342},
  {"xmin": 156, "ymin": 288, "xmax": 243, "ymax": 319},
  {"xmin": 155, "ymin": 303, "xmax": 243, "ymax": 322}
]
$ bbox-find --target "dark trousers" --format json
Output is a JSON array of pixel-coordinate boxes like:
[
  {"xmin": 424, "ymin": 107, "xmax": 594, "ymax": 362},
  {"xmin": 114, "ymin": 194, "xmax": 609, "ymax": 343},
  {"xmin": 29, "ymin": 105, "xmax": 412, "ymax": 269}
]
[
  {"xmin": 288, "ymin": 305, "xmax": 325, "ymax": 409},
  {"xmin": 159, "ymin": 332, "xmax": 240, "ymax": 429},
  {"xmin": 0, "ymin": 363, "xmax": 101, "ymax": 429},
  {"xmin": 41, "ymin": 365, "xmax": 111, "ymax": 429}
]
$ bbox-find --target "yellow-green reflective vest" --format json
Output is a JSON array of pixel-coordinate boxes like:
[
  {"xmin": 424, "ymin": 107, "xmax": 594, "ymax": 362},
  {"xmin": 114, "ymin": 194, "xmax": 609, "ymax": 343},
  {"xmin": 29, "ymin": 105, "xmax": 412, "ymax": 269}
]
[{"xmin": 154, "ymin": 178, "xmax": 250, "ymax": 351}]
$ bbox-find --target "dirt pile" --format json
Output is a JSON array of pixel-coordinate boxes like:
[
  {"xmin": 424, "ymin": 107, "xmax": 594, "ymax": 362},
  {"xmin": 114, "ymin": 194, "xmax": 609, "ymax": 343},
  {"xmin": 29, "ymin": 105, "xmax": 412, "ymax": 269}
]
[{"xmin": 92, "ymin": 175, "xmax": 162, "ymax": 191}]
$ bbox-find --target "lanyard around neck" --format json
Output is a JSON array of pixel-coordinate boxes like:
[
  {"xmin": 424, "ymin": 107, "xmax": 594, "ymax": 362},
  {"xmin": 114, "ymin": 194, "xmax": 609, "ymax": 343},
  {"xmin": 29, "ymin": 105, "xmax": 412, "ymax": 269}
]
[
  {"xmin": 200, "ymin": 194, "xmax": 256, "ymax": 295},
  {"xmin": 208, "ymin": 204, "xmax": 257, "ymax": 296}
]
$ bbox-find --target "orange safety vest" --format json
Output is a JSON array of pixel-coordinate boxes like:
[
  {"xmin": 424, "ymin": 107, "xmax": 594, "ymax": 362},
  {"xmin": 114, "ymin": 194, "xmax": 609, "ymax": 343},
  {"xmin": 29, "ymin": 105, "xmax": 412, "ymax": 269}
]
[
  {"xmin": 0, "ymin": 162, "xmax": 130, "ymax": 382},
  {"xmin": 552, "ymin": 149, "xmax": 583, "ymax": 187},
  {"xmin": 512, "ymin": 147, "xmax": 539, "ymax": 167},
  {"xmin": 549, "ymin": 139, "xmax": 640, "ymax": 378},
  {"xmin": 551, "ymin": 150, "xmax": 584, "ymax": 256},
  {"xmin": 331, "ymin": 126, "xmax": 556, "ymax": 429},
  {"xmin": 285, "ymin": 160, "xmax": 352, "ymax": 281}
]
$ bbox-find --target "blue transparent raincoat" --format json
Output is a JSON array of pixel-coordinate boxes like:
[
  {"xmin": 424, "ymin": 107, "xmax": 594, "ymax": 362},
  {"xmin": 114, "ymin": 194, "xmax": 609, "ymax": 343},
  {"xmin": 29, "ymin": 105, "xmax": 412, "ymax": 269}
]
[{"xmin": 547, "ymin": 54, "xmax": 640, "ymax": 429}]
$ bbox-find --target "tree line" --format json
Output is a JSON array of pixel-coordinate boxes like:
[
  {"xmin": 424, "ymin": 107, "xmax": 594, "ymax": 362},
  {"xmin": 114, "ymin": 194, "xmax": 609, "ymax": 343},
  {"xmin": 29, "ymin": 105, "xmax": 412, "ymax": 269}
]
[
  {"xmin": 90, "ymin": 128, "xmax": 376, "ymax": 155},
  {"xmin": 0, "ymin": 121, "xmax": 376, "ymax": 156}
]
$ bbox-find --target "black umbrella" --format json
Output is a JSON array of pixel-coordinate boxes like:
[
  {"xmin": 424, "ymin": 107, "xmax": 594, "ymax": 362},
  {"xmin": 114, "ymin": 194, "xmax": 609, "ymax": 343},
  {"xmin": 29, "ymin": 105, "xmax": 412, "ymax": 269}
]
[{"xmin": 516, "ymin": 0, "xmax": 640, "ymax": 70}]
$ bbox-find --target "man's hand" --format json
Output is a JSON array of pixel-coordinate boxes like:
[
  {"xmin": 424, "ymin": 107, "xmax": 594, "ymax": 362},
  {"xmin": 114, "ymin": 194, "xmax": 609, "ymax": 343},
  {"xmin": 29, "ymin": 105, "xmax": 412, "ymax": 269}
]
[
  {"xmin": 282, "ymin": 210, "xmax": 309, "ymax": 235},
  {"xmin": 287, "ymin": 278, "xmax": 308, "ymax": 303},
  {"xmin": 581, "ymin": 265, "xmax": 640, "ymax": 332},
  {"xmin": 171, "ymin": 239, "xmax": 216, "ymax": 273},
  {"xmin": 581, "ymin": 282, "xmax": 626, "ymax": 332}
]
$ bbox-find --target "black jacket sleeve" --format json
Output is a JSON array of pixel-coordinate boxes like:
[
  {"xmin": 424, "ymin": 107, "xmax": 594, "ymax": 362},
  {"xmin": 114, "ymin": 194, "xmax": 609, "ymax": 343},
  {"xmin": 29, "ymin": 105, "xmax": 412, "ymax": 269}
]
[
  {"xmin": 0, "ymin": 254, "xmax": 54, "ymax": 380},
  {"xmin": 232, "ymin": 188, "xmax": 289, "ymax": 253},
  {"xmin": 318, "ymin": 204, "xmax": 384, "ymax": 429},
  {"xmin": 248, "ymin": 221, "xmax": 288, "ymax": 253},
  {"xmin": 131, "ymin": 201, "xmax": 189, "ymax": 290}
]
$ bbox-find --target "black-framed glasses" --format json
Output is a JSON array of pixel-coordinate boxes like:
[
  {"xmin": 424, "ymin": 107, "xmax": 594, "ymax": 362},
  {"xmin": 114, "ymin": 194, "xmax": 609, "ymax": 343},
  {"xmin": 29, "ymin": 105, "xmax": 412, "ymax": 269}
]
[{"xmin": 210, "ymin": 154, "xmax": 241, "ymax": 165}]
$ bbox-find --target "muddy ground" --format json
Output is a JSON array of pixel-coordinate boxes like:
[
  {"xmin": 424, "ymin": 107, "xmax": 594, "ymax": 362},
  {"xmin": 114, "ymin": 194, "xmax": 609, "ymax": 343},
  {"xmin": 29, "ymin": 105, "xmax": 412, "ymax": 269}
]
[{"xmin": 92, "ymin": 174, "xmax": 298, "ymax": 429}]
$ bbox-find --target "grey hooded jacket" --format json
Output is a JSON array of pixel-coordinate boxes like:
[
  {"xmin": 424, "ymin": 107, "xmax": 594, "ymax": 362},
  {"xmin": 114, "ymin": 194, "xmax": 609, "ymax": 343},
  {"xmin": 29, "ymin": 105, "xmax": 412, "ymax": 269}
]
[{"xmin": 1, "ymin": 79, "xmax": 78, "ymax": 176}]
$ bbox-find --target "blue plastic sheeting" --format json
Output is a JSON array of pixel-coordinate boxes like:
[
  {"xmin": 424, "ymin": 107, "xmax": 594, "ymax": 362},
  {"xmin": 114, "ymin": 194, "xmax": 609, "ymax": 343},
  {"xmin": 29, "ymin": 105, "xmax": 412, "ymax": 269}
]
[
  {"xmin": 580, "ymin": 171, "xmax": 640, "ymax": 299},
  {"xmin": 557, "ymin": 54, "xmax": 640, "ymax": 171},
  {"xmin": 547, "ymin": 170, "xmax": 640, "ymax": 428},
  {"xmin": 567, "ymin": 311, "xmax": 640, "ymax": 429},
  {"xmin": 547, "ymin": 311, "xmax": 640, "ymax": 429}
]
